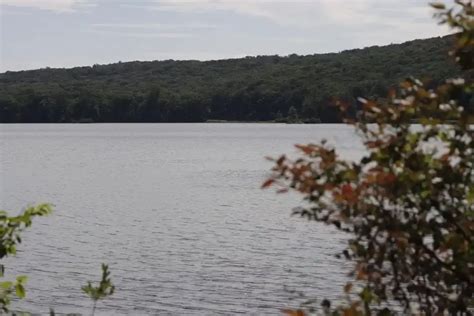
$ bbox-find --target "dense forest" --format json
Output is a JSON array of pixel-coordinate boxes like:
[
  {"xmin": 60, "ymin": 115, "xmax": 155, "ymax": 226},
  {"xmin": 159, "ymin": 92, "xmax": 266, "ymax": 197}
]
[{"xmin": 0, "ymin": 35, "xmax": 470, "ymax": 123}]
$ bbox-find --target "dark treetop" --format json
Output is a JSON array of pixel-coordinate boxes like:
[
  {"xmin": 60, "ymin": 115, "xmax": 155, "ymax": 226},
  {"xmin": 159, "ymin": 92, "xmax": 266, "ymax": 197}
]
[{"xmin": 0, "ymin": 36, "xmax": 468, "ymax": 123}]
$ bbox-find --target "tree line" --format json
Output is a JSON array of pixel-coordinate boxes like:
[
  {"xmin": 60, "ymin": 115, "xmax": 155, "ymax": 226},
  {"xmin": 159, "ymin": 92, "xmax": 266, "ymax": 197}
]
[{"xmin": 0, "ymin": 35, "xmax": 470, "ymax": 123}]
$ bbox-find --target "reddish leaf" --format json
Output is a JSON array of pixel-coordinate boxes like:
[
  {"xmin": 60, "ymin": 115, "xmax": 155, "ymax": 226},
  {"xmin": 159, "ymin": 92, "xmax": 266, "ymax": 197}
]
[
  {"xmin": 282, "ymin": 309, "xmax": 306, "ymax": 316},
  {"xmin": 261, "ymin": 179, "xmax": 275, "ymax": 189}
]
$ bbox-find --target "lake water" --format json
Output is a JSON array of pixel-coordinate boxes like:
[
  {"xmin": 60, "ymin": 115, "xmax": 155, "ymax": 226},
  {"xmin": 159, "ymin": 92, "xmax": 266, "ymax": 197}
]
[{"xmin": 0, "ymin": 123, "xmax": 364, "ymax": 315}]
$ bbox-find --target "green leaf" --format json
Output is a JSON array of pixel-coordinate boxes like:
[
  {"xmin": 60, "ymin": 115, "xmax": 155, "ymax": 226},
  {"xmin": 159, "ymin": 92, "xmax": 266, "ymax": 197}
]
[
  {"xmin": 0, "ymin": 282, "xmax": 13, "ymax": 290},
  {"xmin": 16, "ymin": 275, "xmax": 27, "ymax": 284},
  {"xmin": 467, "ymin": 186, "xmax": 474, "ymax": 203},
  {"xmin": 15, "ymin": 283, "xmax": 26, "ymax": 299},
  {"xmin": 360, "ymin": 287, "xmax": 374, "ymax": 304}
]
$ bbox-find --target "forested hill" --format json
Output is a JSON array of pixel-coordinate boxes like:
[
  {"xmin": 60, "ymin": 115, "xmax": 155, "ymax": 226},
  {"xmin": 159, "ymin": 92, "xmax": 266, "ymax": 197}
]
[{"xmin": 0, "ymin": 35, "xmax": 464, "ymax": 123}]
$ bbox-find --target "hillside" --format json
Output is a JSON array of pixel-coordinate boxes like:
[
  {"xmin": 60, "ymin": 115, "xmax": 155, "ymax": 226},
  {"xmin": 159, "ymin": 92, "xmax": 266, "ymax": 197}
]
[{"xmin": 0, "ymin": 35, "xmax": 464, "ymax": 123}]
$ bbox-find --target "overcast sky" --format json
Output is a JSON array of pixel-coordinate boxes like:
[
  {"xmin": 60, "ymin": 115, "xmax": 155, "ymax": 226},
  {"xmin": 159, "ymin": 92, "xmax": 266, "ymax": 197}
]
[{"xmin": 0, "ymin": 0, "xmax": 449, "ymax": 72}]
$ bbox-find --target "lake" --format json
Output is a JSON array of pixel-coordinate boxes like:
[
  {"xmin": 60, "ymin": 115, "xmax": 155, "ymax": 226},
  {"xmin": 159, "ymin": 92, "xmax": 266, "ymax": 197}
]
[{"xmin": 0, "ymin": 123, "xmax": 364, "ymax": 315}]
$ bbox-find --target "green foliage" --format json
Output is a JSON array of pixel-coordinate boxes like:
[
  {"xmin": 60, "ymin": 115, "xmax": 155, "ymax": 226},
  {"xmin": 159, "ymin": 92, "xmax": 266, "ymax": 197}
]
[
  {"xmin": 0, "ymin": 205, "xmax": 114, "ymax": 315},
  {"xmin": 0, "ymin": 36, "xmax": 466, "ymax": 123},
  {"xmin": 0, "ymin": 275, "xmax": 27, "ymax": 312},
  {"xmin": 266, "ymin": 1, "xmax": 473, "ymax": 315},
  {"xmin": 0, "ymin": 204, "xmax": 52, "ymax": 259},
  {"xmin": 286, "ymin": 106, "xmax": 302, "ymax": 124},
  {"xmin": 0, "ymin": 204, "xmax": 53, "ymax": 312},
  {"xmin": 82, "ymin": 264, "xmax": 115, "ymax": 316}
]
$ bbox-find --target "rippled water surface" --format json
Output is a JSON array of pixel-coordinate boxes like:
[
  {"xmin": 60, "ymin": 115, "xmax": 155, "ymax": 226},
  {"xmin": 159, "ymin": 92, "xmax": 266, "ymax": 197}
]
[{"xmin": 0, "ymin": 123, "xmax": 364, "ymax": 315}]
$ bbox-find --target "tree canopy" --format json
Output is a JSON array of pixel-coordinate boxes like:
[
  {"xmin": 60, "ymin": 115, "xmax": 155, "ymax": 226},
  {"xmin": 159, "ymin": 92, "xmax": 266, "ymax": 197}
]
[{"xmin": 0, "ymin": 36, "xmax": 466, "ymax": 123}]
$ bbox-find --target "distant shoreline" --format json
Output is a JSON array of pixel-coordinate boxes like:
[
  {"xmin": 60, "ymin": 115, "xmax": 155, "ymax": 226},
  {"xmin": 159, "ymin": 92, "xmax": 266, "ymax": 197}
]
[
  {"xmin": 0, "ymin": 121, "xmax": 323, "ymax": 124},
  {"xmin": 1, "ymin": 36, "xmax": 466, "ymax": 125},
  {"xmin": 1, "ymin": 118, "xmax": 473, "ymax": 124}
]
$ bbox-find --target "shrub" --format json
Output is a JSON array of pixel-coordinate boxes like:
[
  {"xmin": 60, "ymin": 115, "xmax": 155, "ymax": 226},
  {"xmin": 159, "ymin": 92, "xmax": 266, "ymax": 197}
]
[{"xmin": 265, "ymin": 1, "xmax": 473, "ymax": 314}]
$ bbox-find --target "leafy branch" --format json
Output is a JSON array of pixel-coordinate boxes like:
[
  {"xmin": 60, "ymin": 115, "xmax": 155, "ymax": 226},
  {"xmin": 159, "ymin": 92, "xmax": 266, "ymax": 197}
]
[
  {"xmin": 0, "ymin": 204, "xmax": 53, "ymax": 312},
  {"xmin": 82, "ymin": 263, "xmax": 115, "ymax": 316}
]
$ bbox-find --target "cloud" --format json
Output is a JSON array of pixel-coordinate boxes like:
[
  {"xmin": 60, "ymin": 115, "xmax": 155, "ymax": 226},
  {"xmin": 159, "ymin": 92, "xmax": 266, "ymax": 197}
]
[
  {"xmin": 2, "ymin": 0, "xmax": 450, "ymax": 71},
  {"xmin": 139, "ymin": 0, "xmax": 448, "ymax": 45},
  {"xmin": 88, "ymin": 22, "xmax": 218, "ymax": 40},
  {"xmin": 150, "ymin": 0, "xmax": 436, "ymax": 30},
  {"xmin": 86, "ymin": 29, "xmax": 192, "ymax": 39},
  {"xmin": 1, "ymin": 0, "xmax": 94, "ymax": 12},
  {"xmin": 91, "ymin": 22, "xmax": 217, "ymax": 30}
]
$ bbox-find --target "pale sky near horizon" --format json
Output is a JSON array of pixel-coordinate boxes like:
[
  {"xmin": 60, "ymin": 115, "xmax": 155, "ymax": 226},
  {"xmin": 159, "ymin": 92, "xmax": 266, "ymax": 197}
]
[{"xmin": 0, "ymin": 0, "xmax": 450, "ymax": 72}]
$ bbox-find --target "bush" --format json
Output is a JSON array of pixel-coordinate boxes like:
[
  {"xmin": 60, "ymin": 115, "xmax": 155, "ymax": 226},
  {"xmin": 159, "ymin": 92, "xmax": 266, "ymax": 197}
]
[
  {"xmin": 265, "ymin": 1, "xmax": 473, "ymax": 314},
  {"xmin": 0, "ymin": 204, "xmax": 114, "ymax": 315}
]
